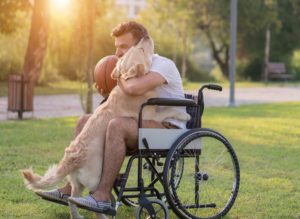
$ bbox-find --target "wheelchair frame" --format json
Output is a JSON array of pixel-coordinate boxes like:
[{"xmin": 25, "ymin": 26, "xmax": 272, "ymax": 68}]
[{"xmin": 111, "ymin": 84, "xmax": 240, "ymax": 219}]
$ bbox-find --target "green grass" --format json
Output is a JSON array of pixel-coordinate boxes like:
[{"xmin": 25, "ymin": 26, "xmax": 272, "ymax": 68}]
[
  {"xmin": 0, "ymin": 80, "xmax": 94, "ymax": 97},
  {"xmin": 1, "ymin": 80, "xmax": 299, "ymax": 97},
  {"xmin": 0, "ymin": 102, "xmax": 300, "ymax": 218},
  {"xmin": 183, "ymin": 80, "xmax": 300, "ymax": 91}
]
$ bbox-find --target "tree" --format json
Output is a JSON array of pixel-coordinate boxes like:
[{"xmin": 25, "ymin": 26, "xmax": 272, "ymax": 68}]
[
  {"xmin": 84, "ymin": 0, "xmax": 95, "ymax": 114},
  {"xmin": 237, "ymin": 0, "xmax": 300, "ymax": 80},
  {"xmin": 23, "ymin": 0, "xmax": 50, "ymax": 84},
  {"xmin": 0, "ymin": 0, "xmax": 30, "ymax": 34},
  {"xmin": 72, "ymin": 0, "xmax": 120, "ymax": 113},
  {"xmin": 189, "ymin": 0, "xmax": 231, "ymax": 78},
  {"xmin": 187, "ymin": 0, "xmax": 300, "ymax": 80},
  {"xmin": 139, "ymin": 0, "xmax": 196, "ymax": 79}
]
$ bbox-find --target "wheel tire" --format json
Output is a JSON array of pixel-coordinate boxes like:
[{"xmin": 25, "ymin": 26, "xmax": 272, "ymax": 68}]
[
  {"xmin": 136, "ymin": 199, "xmax": 169, "ymax": 219},
  {"xmin": 163, "ymin": 129, "xmax": 240, "ymax": 219}
]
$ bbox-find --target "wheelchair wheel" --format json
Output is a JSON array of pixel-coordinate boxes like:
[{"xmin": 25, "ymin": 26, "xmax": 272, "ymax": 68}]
[
  {"xmin": 168, "ymin": 156, "xmax": 184, "ymax": 189},
  {"xmin": 163, "ymin": 129, "xmax": 240, "ymax": 219},
  {"xmin": 136, "ymin": 199, "xmax": 169, "ymax": 219}
]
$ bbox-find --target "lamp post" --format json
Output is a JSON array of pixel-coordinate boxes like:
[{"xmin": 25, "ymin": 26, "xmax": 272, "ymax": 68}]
[{"xmin": 229, "ymin": 0, "xmax": 237, "ymax": 107}]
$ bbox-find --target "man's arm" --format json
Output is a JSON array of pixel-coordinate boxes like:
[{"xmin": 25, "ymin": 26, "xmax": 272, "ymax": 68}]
[{"xmin": 118, "ymin": 72, "xmax": 166, "ymax": 96}]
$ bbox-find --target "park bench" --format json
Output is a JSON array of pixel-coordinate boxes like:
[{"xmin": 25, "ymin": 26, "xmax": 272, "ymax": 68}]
[{"xmin": 266, "ymin": 62, "xmax": 294, "ymax": 81}]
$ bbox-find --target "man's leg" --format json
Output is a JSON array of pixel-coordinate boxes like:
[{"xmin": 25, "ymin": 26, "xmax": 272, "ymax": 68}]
[
  {"xmin": 68, "ymin": 117, "xmax": 165, "ymax": 212},
  {"xmin": 91, "ymin": 117, "xmax": 165, "ymax": 201}
]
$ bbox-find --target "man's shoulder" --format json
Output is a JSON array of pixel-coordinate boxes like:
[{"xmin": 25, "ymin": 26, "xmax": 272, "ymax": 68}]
[{"xmin": 152, "ymin": 54, "xmax": 175, "ymax": 66}]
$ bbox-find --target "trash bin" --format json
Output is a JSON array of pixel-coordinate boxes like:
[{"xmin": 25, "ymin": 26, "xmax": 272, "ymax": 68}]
[{"xmin": 7, "ymin": 74, "xmax": 34, "ymax": 119}]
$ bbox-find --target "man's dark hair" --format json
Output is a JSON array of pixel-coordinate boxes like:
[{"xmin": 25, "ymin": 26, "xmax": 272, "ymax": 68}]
[{"xmin": 111, "ymin": 21, "xmax": 149, "ymax": 41}]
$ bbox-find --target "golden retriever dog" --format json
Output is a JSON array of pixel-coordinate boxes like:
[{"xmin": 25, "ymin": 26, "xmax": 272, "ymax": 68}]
[{"xmin": 22, "ymin": 37, "xmax": 189, "ymax": 219}]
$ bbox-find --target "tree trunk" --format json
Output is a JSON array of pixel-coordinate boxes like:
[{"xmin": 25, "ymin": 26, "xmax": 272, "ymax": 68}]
[
  {"xmin": 23, "ymin": 0, "xmax": 50, "ymax": 84},
  {"xmin": 172, "ymin": 29, "xmax": 179, "ymax": 63},
  {"xmin": 205, "ymin": 30, "xmax": 229, "ymax": 78},
  {"xmin": 181, "ymin": 26, "xmax": 188, "ymax": 79},
  {"xmin": 263, "ymin": 28, "xmax": 271, "ymax": 82},
  {"xmin": 85, "ymin": 0, "xmax": 95, "ymax": 114}
]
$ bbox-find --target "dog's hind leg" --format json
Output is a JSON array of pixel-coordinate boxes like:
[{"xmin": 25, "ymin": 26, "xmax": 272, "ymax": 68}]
[{"xmin": 68, "ymin": 182, "xmax": 85, "ymax": 219}]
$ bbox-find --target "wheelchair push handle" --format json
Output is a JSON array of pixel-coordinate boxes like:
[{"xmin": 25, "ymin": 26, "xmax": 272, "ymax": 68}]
[
  {"xmin": 198, "ymin": 84, "xmax": 222, "ymax": 99},
  {"xmin": 206, "ymin": 84, "xmax": 222, "ymax": 91},
  {"xmin": 200, "ymin": 84, "xmax": 222, "ymax": 92}
]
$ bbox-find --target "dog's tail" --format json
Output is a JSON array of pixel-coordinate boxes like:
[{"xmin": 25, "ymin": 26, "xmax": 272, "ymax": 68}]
[
  {"xmin": 21, "ymin": 138, "xmax": 89, "ymax": 191},
  {"xmin": 21, "ymin": 164, "xmax": 69, "ymax": 191},
  {"xmin": 21, "ymin": 145, "xmax": 85, "ymax": 190}
]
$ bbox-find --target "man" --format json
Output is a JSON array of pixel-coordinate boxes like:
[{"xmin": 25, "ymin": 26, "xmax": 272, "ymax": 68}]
[{"xmin": 37, "ymin": 21, "xmax": 187, "ymax": 213}]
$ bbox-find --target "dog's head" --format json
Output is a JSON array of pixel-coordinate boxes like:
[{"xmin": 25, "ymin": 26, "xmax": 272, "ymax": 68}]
[
  {"xmin": 136, "ymin": 36, "xmax": 154, "ymax": 57},
  {"xmin": 112, "ymin": 36, "xmax": 155, "ymax": 80}
]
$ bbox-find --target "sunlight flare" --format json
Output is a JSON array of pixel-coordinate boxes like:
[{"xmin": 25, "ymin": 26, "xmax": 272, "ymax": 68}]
[{"xmin": 50, "ymin": 0, "xmax": 71, "ymax": 15}]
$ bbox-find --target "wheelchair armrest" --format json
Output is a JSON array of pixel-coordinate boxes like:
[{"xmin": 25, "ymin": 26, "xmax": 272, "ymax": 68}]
[{"xmin": 144, "ymin": 98, "xmax": 197, "ymax": 107}]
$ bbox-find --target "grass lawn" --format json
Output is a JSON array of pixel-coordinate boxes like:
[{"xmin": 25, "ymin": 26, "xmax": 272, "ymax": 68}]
[
  {"xmin": 0, "ymin": 81, "xmax": 91, "ymax": 97},
  {"xmin": 0, "ymin": 102, "xmax": 300, "ymax": 218},
  {"xmin": 1, "ymin": 80, "xmax": 299, "ymax": 97}
]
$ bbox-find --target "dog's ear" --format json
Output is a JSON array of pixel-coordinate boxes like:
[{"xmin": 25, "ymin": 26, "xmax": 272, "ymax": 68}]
[{"xmin": 139, "ymin": 37, "xmax": 154, "ymax": 55}]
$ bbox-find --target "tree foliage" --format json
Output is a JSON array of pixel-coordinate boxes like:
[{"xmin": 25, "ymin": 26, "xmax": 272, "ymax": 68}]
[
  {"xmin": 237, "ymin": 0, "xmax": 300, "ymax": 80},
  {"xmin": 0, "ymin": 0, "xmax": 31, "ymax": 34},
  {"xmin": 138, "ymin": 0, "xmax": 196, "ymax": 79},
  {"xmin": 1, "ymin": 0, "xmax": 300, "ymax": 83},
  {"xmin": 39, "ymin": 0, "xmax": 124, "ymax": 84},
  {"xmin": 182, "ymin": 0, "xmax": 300, "ymax": 80}
]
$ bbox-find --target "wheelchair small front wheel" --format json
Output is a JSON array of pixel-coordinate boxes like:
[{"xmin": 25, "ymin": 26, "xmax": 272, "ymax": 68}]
[
  {"xmin": 136, "ymin": 199, "xmax": 169, "ymax": 219},
  {"xmin": 163, "ymin": 129, "xmax": 240, "ymax": 219}
]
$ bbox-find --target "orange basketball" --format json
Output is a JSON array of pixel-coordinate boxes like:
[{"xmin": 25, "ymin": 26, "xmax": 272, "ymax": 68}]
[{"xmin": 94, "ymin": 55, "xmax": 118, "ymax": 94}]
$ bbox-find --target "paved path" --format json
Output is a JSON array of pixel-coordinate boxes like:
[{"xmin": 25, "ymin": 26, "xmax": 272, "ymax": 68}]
[{"xmin": 0, "ymin": 86, "xmax": 299, "ymax": 121}]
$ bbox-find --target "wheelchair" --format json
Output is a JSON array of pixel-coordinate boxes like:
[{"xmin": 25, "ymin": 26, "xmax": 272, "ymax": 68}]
[{"xmin": 110, "ymin": 84, "xmax": 240, "ymax": 219}]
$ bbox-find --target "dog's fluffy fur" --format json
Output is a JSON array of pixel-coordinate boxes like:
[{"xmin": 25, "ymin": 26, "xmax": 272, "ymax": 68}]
[{"xmin": 22, "ymin": 37, "xmax": 189, "ymax": 219}]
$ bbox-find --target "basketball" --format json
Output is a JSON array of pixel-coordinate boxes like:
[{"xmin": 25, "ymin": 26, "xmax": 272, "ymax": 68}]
[{"xmin": 94, "ymin": 55, "xmax": 118, "ymax": 94}]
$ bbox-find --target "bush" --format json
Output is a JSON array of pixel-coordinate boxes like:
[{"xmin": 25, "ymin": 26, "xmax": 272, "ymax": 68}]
[
  {"xmin": 186, "ymin": 60, "xmax": 215, "ymax": 82},
  {"xmin": 241, "ymin": 58, "xmax": 263, "ymax": 81}
]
